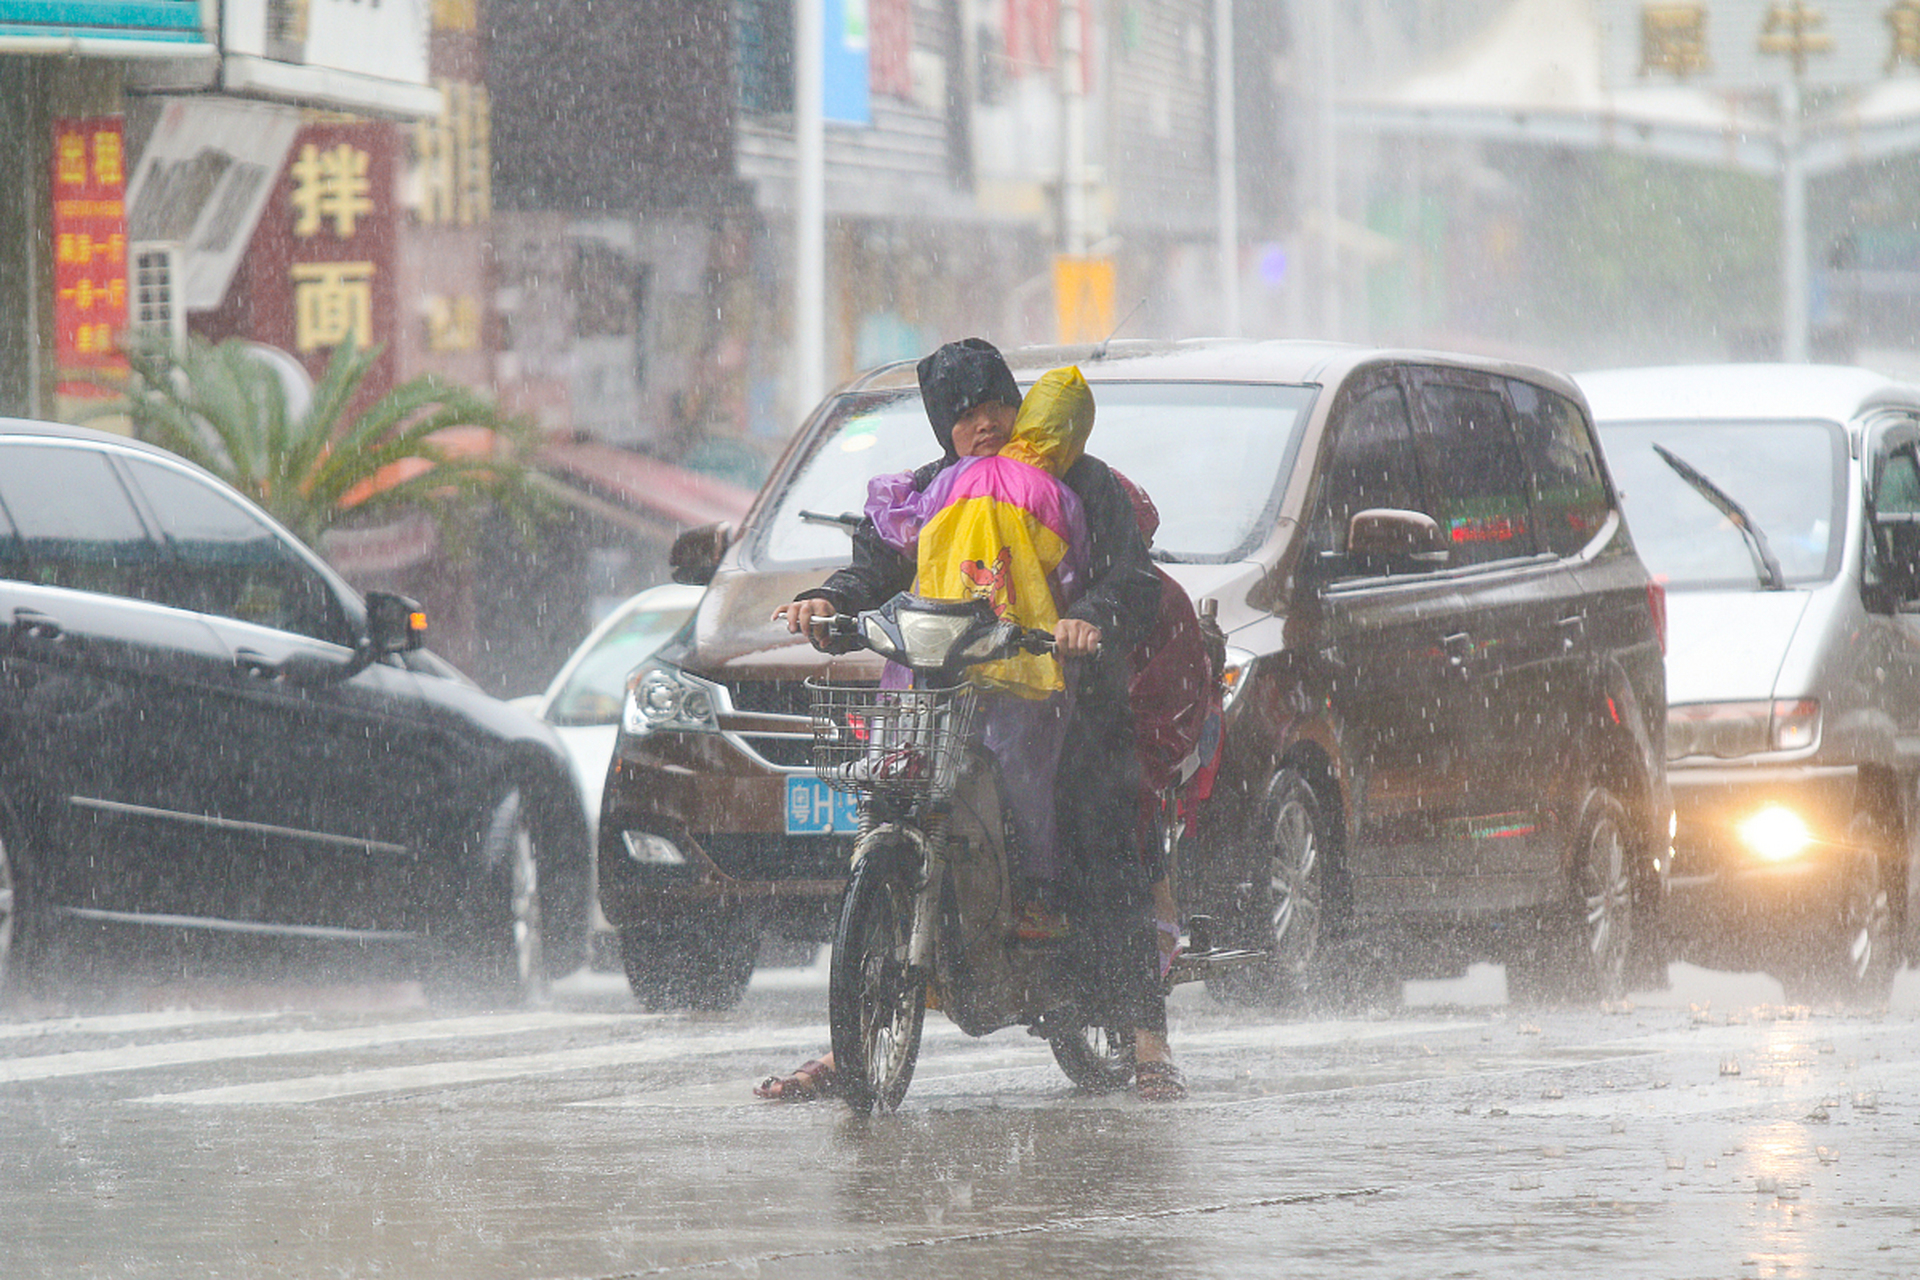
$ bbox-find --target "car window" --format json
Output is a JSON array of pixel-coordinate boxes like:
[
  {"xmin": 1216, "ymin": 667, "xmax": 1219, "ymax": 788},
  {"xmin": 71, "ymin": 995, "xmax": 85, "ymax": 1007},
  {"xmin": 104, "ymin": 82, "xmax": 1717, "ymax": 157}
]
[
  {"xmin": 759, "ymin": 381, "xmax": 1315, "ymax": 566},
  {"xmin": 121, "ymin": 456, "xmax": 354, "ymax": 646},
  {"xmin": 1311, "ymin": 380, "xmax": 1425, "ymax": 557},
  {"xmin": 1596, "ymin": 420, "xmax": 1845, "ymax": 589},
  {"xmin": 1508, "ymin": 379, "xmax": 1611, "ymax": 556},
  {"xmin": 548, "ymin": 602, "xmax": 694, "ymax": 725},
  {"xmin": 1413, "ymin": 377, "xmax": 1538, "ymax": 566},
  {"xmin": 0, "ymin": 493, "xmax": 20, "ymax": 581},
  {"xmin": 1876, "ymin": 448, "xmax": 1920, "ymax": 516},
  {"xmin": 0, "ymin": 443, "xmax": 164, "ymax": 599}
]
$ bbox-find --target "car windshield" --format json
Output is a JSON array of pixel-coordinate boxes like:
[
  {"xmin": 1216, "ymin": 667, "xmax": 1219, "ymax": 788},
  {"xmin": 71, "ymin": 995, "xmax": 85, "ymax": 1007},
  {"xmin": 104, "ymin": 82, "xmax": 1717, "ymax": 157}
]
[
  {"xmin": 758, "ymin": 380, "xmax": 1316, "ymax": 565},
  {"xmin": 1597, "ymin": 420, "xmax": 1847, "ymax": 590},
  {"xmin": 547, "ymin": 601, "xmax": 694, "ymax": 725}
]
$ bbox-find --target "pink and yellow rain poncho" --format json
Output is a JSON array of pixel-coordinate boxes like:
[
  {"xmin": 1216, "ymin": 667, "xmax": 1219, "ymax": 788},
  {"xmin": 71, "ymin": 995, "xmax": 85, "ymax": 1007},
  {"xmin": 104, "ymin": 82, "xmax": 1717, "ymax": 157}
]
[{"xmin": 865, "ymin": 366, "xmax": 1096, "ymax": 881}]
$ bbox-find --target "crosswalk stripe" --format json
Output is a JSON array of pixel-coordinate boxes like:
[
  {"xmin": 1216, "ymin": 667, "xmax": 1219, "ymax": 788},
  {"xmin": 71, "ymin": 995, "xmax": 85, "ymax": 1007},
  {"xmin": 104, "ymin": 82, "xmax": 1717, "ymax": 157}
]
[
  {"xmin": 0, "ymin": 1010, "xmax": 275, "ymax": 1041},
  {"xmin": 137, "ymin": 1025, "xmax": 832, "ymax": 1105},
  {"xmin": 0, "ymin": 1011, "xmax": 635, "ymax": 1084}
]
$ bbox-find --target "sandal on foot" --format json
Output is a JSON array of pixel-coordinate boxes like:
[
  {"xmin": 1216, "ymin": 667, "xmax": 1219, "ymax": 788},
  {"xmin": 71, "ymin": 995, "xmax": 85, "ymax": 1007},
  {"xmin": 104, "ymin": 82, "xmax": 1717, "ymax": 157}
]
[
  {"xmin": 1134, "ymin": 1059, "xmax": 1187, "ymax": 1102},
  {"xmin": 754, "ymin": 1057, "xmax": 837, "ymax": 1101}
]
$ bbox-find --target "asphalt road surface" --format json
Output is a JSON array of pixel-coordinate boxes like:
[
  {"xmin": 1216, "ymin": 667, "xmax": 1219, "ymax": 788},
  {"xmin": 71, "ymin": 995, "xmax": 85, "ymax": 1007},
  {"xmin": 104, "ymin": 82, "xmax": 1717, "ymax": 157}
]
[{"xmin": 5, "ymin": 958, "xmax": 1920, "ymax": 1279}]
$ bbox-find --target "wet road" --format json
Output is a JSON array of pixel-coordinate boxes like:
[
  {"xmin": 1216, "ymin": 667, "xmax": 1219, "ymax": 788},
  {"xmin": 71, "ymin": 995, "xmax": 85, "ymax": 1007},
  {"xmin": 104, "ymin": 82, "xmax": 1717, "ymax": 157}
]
[{"xmin": 5, "ymin": 960, "xmax": 1920, "ymax": 1279}]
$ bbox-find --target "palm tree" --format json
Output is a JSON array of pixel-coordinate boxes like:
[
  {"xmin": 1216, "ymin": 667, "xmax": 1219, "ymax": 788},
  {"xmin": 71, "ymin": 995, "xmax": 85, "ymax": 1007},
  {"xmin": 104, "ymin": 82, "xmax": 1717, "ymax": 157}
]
[{"xmin": 92, "ymin": 333, "xmax": 549, "ymax": 547}]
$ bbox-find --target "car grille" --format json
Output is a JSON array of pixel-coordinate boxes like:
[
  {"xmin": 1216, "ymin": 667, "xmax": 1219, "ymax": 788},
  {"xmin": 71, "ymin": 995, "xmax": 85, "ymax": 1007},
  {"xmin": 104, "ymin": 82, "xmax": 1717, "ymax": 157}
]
[{"xmin": 725, "ymin": 679, "xmax": 826, "ymax": 769}]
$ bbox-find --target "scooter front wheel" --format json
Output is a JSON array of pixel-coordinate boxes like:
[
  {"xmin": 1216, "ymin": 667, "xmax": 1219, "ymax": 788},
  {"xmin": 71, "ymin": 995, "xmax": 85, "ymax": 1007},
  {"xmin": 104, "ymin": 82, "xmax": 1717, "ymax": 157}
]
[{"xmin": 829, "ymin": 843, "xmax": 927, "ymax": 1113}]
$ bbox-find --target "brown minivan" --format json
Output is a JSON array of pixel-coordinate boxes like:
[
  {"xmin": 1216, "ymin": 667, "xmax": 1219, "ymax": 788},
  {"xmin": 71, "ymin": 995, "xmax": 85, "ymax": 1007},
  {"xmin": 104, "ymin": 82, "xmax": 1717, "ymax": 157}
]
[{"xmin": 598, "ymin": 340, "xmax": 1670, "ymax": 1010}]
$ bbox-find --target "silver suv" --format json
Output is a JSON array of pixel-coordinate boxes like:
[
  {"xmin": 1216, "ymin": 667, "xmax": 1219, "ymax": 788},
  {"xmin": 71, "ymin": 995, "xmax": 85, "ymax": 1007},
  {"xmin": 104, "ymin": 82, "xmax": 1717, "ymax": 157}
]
[{"xmin": 1583, "ymin": 364, "xmax": 1920, "ymax": 1003}]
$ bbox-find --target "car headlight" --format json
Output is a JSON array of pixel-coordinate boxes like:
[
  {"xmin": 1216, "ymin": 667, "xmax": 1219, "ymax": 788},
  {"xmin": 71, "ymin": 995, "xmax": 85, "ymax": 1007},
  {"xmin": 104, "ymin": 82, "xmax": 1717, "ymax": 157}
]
[
  {"xmin": 1738, "ymin": 805, "xmax": 1815, "ymax": 863},
  {"xmin": 1667, "ymin": 699, "xmax": 1820, "ymax": 760},
  {"xmin": 1219, "ymin": 646, "xmax": 1256, "ymax": 713},
  {"xmin": 622, "ymin": 663, "xmax": 721, "ymax": 736}
]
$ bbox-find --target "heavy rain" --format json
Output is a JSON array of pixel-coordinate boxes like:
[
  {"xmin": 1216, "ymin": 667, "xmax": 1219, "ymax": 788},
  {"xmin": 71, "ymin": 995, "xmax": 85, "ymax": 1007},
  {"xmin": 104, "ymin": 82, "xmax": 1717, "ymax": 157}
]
[{"xmin": 8, "ymin": 1, "xmax": 1920, "ymax": 1277}]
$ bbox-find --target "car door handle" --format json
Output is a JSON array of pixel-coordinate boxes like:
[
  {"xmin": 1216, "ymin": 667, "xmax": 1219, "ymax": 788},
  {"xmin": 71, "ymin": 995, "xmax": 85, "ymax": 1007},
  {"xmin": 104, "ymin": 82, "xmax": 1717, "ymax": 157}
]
[
  {"xmin": 233, "ymin": 648, "xmax": 281, "ymax": 680},
  {"xmin": 1557, "ymin": 615, "xmax": 1586, "ymax": 651},
  {"xmin": 8, "ymin": 607, "xmax": 64, "ymax": 645}
]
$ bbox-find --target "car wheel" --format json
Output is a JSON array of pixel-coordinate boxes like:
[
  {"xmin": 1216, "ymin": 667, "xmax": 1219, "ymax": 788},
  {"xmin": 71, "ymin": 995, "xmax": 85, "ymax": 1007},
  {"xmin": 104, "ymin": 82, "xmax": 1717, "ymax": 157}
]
[
  {"xmin": 619, "ymin": 914, "xmax": 756, "ymax": 1012},
  {"xmin": 1509, "ymin": 787, "xmax": 1633, "ymax": 1005},
  {"xmin": 1781, "ymin": 814, "xmax": 1896, "ymax": 1008},
  {"xmin": 445, "ymin": 781, "xmax": 589, "ymax": 1007},
  {"xmin": 0, "ymin": 822, "xmax": 19, "ymax": 997},
  {"xmin": 1207, "ymin": 768, "xmax": 1347, "ymax": 1009}
]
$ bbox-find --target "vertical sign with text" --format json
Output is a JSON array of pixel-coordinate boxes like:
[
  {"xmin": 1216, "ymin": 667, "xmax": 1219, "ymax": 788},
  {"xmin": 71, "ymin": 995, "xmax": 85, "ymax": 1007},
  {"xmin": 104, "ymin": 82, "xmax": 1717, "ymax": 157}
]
[{"xmin": 51, "ymin": 116, "xmax": 130, "ymax": 397}]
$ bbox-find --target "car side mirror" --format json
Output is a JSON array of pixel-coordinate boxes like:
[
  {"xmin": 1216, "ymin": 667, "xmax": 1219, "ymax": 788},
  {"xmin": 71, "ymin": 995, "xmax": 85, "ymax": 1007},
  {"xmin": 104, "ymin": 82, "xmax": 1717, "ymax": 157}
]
[
  {"xmin": 365, "ymin": 591, "xmax": 427, "ymax": 657},
  {"xmin": 670, "ymin": 521, "xmax": 732, "ymax": 585},
  {"xmin": 1346, "ymin": 508, "xmax": 1448, "ymax": 573}
]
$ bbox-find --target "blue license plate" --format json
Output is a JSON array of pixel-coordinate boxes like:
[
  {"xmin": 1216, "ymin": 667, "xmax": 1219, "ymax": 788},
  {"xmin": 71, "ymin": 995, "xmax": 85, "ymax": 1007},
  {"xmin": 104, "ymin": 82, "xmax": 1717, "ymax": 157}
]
[{"xmin": 785, "ymin": 775, "xmax": 862, "ymax": 835}]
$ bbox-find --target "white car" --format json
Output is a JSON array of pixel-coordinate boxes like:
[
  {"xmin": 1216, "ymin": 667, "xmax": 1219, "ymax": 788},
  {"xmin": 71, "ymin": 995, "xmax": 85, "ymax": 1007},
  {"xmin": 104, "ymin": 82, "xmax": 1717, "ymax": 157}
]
[{"xmin": 514, "ymin": 582, "xmax": 702, "ymax": 964}]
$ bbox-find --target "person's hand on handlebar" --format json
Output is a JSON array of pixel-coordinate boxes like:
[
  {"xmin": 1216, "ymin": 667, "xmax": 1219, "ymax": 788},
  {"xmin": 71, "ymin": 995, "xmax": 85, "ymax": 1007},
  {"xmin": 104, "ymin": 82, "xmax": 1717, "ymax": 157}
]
[
  {"xmin": 1053, "ymin": 617, "xmax": 1102, "ymax": 656},
  {"xmin": 773, "ymin": 598, "xmax": 840, "ymax": 651}
]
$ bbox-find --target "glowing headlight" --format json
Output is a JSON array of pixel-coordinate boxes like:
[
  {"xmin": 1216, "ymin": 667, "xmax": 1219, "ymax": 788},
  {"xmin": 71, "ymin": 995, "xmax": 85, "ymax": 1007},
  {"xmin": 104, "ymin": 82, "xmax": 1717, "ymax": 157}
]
[
  {"xmin": 1738, "ymin": 805, "xmax": 1815, "ymax": 863},
  {"xmin": 622, "ymin": 664, "xmax": 720, "ymax": 735}
]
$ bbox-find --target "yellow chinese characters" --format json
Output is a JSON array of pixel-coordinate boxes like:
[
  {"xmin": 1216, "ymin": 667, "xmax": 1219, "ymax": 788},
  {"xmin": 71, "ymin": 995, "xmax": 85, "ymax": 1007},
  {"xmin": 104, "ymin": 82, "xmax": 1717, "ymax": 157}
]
[
  {"xmin": 1758, "ymin": 2, "xmax": 1834, "ymax": 75},
  {"xmin": 293, "ymin": 262, "xmax": 376, "ymax": 352},
  {"xmin": 1889, "ymin": 0, "xmax": 1920, "ymax": 70},
  {"xmin": 1641, "ymin": 4, "xmax": 1711, "ymax": 78},
  {"xmin": 291, "ymin": 143, "xmax": 375, "ymax": 239},
  {"xmin": 414, "ymin": 79, "xmax": 492, "ymax": 227}
]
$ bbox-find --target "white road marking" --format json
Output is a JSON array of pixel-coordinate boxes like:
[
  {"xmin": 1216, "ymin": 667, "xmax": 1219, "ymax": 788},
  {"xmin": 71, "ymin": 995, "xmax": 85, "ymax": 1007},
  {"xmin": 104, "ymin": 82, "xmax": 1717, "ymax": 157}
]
[
  {"xmin": 138, "ymin": 1024, "xmax": 835, "ymax": 1105},
  {"xmin": 0, "ymin": 1010, "xmax": 276, "ymax": 1041},
  {"xmin": 0, "ymin": 1011, "xmax": 635, "ymax": 1085}
]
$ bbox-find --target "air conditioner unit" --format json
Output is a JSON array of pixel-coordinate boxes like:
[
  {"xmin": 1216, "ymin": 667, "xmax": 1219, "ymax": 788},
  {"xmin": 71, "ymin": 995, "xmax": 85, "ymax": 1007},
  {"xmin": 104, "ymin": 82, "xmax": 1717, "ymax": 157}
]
[{"xmin": 129, "ymin": 241, "xmax": 185, "ymax": 349}]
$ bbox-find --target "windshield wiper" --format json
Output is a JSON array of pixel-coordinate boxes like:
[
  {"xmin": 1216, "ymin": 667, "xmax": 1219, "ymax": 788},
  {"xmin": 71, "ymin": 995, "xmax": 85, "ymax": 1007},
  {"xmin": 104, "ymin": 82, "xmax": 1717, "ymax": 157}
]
[
  {"xmin": 798, "ymin": 509, "xmax": 863, "ymax": 533},
  {"xmin": 1652, "ymin": 443, "xmax": 1785, "ymax": 590}
]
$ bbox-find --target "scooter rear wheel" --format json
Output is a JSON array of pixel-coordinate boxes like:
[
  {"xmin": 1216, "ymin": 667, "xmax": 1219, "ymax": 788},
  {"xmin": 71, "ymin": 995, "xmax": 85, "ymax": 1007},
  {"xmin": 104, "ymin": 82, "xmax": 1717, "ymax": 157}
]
[
  {"xmin": 1048, "ymin": 1023, "xmax": 1135, "ymax": 1094},
  {"xmin": 829, "ymin": 843, "xmax": 927, "ymax": 1113}
]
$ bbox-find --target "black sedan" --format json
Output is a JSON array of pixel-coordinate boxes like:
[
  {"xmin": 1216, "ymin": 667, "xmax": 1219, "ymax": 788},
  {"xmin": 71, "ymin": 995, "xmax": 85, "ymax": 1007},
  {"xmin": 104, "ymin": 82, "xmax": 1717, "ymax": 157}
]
[{"xmin": 0, "ymin": 419, "xmax": 589, "ymax": 1002}]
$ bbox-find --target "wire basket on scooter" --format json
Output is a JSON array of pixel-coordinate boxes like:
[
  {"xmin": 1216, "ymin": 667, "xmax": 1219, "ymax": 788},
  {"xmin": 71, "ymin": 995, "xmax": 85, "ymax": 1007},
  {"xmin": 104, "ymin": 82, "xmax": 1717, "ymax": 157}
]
[{"xmin": 806, "ymin": 680, "xmax": 978, "ymax": 801}]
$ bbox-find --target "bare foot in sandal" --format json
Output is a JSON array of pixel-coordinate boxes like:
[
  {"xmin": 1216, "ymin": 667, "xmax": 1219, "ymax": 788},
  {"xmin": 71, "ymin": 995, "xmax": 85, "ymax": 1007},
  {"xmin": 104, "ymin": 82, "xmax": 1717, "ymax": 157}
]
[
  {"xmin": 1132, "ymin": 1030, "xmax": 1186, "ymax": 1102},
  {"xmin": 753, "ymin": 1053, "xmax": 837, "ymax": 1101}
]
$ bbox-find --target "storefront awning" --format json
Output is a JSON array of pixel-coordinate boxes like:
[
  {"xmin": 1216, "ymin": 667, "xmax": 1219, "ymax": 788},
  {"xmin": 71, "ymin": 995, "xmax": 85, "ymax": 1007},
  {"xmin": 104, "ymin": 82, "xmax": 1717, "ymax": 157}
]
[{"xmin": 539, "ymin": 441, "xmax": 757, "ymax": 531}]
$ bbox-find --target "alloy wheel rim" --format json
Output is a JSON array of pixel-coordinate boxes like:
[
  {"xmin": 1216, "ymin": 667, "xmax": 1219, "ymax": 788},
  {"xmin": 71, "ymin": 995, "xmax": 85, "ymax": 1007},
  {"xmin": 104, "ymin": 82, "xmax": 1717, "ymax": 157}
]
[
  {"xmin": 1582, "ymin": 814, "xmax": 1630, "ymax": 980},
  {"xmin": 0, "ymin": 833, "xmax": 13, "ymax": 974},
  {"xmin": 1269, "ymin": 794, "xmax": 1322, "ymax": 961},
  {"xmin": 1841, "ymin": 859, "xmax": 1891, "ymax": 984},
  {"xmin": 508, "ymin": 819, "xmax": 544, "ymax": 992}
]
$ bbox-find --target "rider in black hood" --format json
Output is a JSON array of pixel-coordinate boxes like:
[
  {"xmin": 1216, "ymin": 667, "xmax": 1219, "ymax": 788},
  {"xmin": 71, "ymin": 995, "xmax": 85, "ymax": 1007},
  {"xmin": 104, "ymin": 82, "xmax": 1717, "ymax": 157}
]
[{"xmin": 917, "ymin": 337, "xmax": 1023, "ymax": 459}]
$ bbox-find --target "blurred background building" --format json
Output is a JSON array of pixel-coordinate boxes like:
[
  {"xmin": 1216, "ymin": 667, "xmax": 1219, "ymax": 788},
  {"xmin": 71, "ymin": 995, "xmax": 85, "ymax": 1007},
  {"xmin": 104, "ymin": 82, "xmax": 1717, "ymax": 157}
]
[{"xmin": 11, "ymin": 0, "xmax": 1920, "ymax": 693}]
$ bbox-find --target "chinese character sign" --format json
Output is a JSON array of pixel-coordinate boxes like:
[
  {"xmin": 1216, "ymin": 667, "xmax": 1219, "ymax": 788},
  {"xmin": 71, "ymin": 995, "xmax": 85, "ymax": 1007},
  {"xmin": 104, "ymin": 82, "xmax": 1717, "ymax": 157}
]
[
  {"xmin": 1608, "ymin": 1, "xmax": 1918, "ymax": 88},
  {"xmin": 51, "ymin": 116, "xmax": 130, "ymax": 394}
]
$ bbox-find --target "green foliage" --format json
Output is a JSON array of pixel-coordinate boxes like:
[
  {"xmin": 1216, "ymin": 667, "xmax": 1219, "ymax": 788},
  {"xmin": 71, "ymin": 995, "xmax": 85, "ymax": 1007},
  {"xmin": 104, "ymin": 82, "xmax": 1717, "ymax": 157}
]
[
  {"xmin": 89, "ymin": 334, "xmax": 549, "ymax": 547},
  {"xmin": 1511, "ymin": 150, "xmax": 1778, "ymax": 361}
]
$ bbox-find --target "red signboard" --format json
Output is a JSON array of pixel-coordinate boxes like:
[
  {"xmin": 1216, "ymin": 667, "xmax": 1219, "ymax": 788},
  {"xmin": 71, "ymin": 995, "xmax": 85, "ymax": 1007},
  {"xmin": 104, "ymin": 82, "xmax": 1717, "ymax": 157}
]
[
  {"xmin": 51, "ymin": 115, "xmax": 129, "ymax": 396},
  {"xmin": 224, "ymin": 120, "xmax": 400, "ymax": 402}
]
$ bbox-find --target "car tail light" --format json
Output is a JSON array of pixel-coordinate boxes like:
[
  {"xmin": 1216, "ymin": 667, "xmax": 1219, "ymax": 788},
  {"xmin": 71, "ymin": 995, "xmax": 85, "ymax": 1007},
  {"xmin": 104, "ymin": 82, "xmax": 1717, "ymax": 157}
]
[{"xmin": 1646, "ymin": 578, "xmax": 1667, "ymax": 655}]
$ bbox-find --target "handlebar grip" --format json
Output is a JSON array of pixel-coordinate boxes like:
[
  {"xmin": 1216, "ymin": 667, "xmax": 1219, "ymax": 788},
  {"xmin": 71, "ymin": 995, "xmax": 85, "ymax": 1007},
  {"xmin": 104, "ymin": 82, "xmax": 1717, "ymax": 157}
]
[{"xmin": 1019, "ymin": 628, "xmax": 1056, "ymax": 654}]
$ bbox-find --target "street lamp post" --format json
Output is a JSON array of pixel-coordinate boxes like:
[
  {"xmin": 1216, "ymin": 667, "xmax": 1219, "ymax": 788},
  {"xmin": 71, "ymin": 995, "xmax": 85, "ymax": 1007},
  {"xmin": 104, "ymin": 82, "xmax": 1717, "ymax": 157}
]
[{"xmin": 795, "ymin": 0, "xmax": 825, "ymax": 412}]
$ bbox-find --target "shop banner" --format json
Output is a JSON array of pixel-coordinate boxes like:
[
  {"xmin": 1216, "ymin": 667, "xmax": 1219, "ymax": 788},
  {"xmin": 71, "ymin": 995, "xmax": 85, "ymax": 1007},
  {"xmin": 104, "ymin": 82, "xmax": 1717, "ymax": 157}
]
[{"xmin": 51, "ymin": 115, "xmax": 130, "ymax": 396}]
